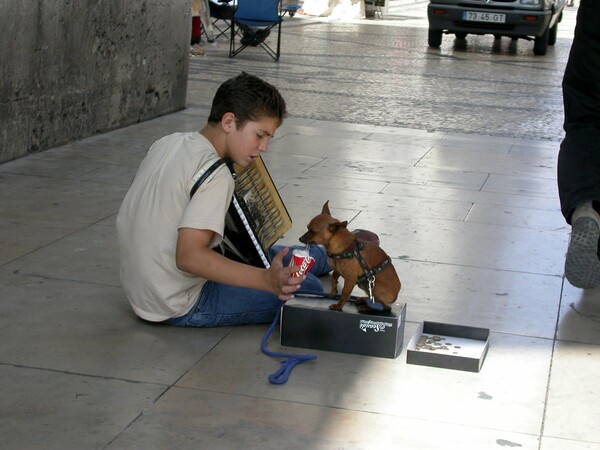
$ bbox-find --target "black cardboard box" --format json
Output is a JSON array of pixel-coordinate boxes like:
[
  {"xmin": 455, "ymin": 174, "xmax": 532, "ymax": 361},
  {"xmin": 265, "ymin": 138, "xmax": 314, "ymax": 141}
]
[
  {"xmin": 406, "ymin": 321, "xmax": 490, "ymax": 372},
  {"xmin": 280, "ymin": 298, "xmax": 407, "ymax": 359}
]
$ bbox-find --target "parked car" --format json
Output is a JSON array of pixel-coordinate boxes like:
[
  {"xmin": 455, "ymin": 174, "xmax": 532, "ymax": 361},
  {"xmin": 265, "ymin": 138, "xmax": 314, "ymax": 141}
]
[{"xmin": 427, "ymin": 0, "xmax": 567, "ymax": 55}]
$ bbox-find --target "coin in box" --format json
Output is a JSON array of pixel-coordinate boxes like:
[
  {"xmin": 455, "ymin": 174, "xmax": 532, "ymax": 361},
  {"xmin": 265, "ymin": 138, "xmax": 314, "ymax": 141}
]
[{"xmin": 407, "ymin": 321, "xmax": 490, "ymax": 372}]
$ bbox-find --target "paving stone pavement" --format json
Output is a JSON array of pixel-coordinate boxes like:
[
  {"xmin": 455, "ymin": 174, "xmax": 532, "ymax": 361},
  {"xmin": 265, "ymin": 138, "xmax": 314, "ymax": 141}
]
[{"xmin": 188, "ymin": 0, "xmax": 577, "ymax": 142}]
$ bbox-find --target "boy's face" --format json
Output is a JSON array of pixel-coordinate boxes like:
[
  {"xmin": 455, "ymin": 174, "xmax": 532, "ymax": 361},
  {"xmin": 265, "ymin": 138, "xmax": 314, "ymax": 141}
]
[{"xmin": 226, "ymin": 116, "xmax": 280, "ymax": 168}]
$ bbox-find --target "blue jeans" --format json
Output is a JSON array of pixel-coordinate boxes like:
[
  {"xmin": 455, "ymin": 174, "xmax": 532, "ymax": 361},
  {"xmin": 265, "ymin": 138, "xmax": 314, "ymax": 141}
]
[{"xmin": 164, "ymin": 245, "xmax": 330, "ymax": 327}]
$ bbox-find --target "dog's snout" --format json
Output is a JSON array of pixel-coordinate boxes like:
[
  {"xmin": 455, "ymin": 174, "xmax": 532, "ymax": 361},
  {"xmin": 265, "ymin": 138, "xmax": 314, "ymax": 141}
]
[{"xmin": 299, "ymin": 230, "xmax": 314, "ymax": 244}]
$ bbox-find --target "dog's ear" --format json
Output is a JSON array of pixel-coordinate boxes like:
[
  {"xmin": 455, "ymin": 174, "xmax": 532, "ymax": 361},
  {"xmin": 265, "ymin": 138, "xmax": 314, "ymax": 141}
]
[
  {"xmin": 321, "ymin": 200, "xmax": 331, "ymax": 216},
  {"xmin": 329, "ymin": 220, "xmax": 348, "ymax": 233}
]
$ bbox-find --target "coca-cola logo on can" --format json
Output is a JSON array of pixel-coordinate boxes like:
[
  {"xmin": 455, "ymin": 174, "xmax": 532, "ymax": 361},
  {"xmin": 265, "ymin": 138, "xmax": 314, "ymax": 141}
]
[{"xmin": 290, "ymin": 248, "xmax": 315, "ymax": 278}]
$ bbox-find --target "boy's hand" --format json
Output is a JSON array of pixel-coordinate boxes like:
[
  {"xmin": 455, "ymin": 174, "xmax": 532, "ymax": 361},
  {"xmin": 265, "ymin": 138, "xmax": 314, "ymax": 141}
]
[{"xmin": 267, "ymin": 247, "xmax": 305, "ymax": 301}]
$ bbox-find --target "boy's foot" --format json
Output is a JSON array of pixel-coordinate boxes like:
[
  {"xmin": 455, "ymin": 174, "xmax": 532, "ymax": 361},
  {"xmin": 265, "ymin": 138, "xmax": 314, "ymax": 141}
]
[{"xmin": 565, "ymin": 203, "xmax": 600, "ymax": 289}]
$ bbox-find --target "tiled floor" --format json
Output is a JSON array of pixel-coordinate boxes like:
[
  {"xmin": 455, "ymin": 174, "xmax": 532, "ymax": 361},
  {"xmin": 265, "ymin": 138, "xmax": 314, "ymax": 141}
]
[{"xmin": 2, "ymin": 3, "xmax": 600, "ymax": 450}]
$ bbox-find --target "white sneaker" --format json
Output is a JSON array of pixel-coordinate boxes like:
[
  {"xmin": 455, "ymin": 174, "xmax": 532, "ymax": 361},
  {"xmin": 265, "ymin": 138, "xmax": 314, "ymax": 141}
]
[{"xmin": 565, "ymin": 202, "xmax": 600, "ymax": 289}]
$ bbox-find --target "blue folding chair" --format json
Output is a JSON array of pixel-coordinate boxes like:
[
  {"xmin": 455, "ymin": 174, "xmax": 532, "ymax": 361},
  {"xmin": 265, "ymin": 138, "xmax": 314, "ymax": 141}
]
[{"xmin": 229, "ymin": 0, "xmax": 283, "ymax": 62}]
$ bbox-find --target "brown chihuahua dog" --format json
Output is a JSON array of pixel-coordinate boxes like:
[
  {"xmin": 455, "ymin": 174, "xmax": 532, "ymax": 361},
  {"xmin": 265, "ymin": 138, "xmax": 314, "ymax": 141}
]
[{"xmin": 299, "ymin": 201, "xmax": 401, "ymax": 313}]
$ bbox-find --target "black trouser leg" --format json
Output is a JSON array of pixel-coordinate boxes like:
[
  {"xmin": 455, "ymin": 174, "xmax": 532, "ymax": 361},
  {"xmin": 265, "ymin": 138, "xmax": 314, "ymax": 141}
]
[{"xmin": 557, "ymin": 0, "xmax": 600, "ymax": 224}]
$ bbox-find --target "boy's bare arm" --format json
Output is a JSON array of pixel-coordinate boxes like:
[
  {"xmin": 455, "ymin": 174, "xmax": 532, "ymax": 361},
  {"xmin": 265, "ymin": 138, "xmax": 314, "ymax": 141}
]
[{"xmin": 176, "ymin": 227, "xmax": 303, "ymax": 300}]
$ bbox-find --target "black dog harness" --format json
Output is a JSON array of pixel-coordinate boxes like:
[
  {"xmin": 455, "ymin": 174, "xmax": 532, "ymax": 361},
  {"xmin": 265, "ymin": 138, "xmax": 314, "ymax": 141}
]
[{"xmin": 327, "ymin": 240, "xmax": 392, "ymax": 304}]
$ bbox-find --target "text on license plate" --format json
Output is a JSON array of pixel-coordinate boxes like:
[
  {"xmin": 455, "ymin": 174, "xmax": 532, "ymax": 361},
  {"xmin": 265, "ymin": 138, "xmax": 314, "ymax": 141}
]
[{"xmin": 463, "ymin": 11, "xmax": 506, "ymax": 23}]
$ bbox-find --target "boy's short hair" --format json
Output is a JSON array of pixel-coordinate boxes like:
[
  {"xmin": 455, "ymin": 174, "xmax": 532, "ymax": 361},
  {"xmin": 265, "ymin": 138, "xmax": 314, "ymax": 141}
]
[{"xmin": 208, "ymin": 72, "xmax": 287, "ymax": 126}]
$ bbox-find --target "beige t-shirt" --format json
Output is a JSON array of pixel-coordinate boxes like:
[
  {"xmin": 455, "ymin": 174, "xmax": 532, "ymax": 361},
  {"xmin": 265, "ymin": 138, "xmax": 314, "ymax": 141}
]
[{"xmin": 116, "ymin": 132, "xmax": 235, "ymax": 322}]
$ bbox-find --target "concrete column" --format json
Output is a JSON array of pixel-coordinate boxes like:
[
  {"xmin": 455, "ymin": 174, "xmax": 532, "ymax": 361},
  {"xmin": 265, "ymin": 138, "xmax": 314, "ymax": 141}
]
[{"xmin": 0, "ymin": 0, "xmax": 191, "ymax": 163}]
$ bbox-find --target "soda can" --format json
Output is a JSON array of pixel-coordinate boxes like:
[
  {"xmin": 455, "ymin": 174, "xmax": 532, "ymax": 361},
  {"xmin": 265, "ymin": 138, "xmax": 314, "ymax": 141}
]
[{"xmin": 290, "ymin": 248, "xmax": 315, "ymax": 278}]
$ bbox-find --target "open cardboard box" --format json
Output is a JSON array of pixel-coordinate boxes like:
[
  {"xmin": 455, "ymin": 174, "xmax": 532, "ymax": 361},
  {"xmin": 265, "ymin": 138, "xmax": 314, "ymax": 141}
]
[
  {"xmin": 280, "ymin": 297, "xmax": 407, "ymax": 359},
  {"xmin": 406, "ymin": 321, "xmax": 490, "ymax": 372}
]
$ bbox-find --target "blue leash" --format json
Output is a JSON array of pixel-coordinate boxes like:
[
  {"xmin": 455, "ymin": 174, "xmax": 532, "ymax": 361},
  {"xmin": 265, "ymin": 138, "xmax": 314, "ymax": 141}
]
[
  {"xmin": 260, "ymin": 289, "xmax": 384, "ymax": 384},
  {"xmin": 261, "ymin": 302, "xmax": 317, "ymax": 385}
]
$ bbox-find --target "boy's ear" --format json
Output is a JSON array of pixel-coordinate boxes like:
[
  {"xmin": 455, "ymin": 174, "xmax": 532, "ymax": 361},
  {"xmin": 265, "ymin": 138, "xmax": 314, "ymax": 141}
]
[
  {"xmin": 321, "ymin": 200, "xmax": 331, "ymax": 216},
  {"xmin": 222, "ymin": 112, "xmax": 237, "ymax": 132}
]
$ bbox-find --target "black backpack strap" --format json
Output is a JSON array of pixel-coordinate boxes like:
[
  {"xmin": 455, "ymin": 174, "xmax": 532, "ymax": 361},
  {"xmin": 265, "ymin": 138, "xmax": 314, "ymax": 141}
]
[{"xmin": 189, "ymin": 158, "xmax": 232, "ymax": 198}]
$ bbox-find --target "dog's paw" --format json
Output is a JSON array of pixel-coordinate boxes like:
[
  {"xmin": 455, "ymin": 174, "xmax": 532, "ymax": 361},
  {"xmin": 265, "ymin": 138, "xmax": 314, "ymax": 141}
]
[{"xmin": 329, "ymin": 303, "xmax": 343, "ymax": 311}]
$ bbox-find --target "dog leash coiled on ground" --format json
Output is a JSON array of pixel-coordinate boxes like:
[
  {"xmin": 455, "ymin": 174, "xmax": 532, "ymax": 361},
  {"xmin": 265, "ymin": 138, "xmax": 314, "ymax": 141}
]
[
  {"xmin": 261, "ymin": 288, "xmax": 366, "ymax": 385},
  {"xmin": 261, "ymin": 300, "xmax": 316, "ymax": 385}
]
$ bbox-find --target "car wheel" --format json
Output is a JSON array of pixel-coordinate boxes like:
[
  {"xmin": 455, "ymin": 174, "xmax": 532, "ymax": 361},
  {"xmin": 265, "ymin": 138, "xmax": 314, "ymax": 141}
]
[
  {"xmin": 455, "ymin": 32, "xmax": 467, "ymax": 39},
  {"xmin": 428, "ymin": 28, "xmax": 443, "ymax": 47},
  {"xmin": 548, "ymin": 22, "xmax": 558, "ymax": 46},
  {"xmin": 533, "ymin": 25, "xmax": 550, "ymax": 55}
]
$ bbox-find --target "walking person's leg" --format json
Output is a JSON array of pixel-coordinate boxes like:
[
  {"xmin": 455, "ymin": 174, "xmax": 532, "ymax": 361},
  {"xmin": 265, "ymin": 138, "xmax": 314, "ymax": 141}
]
[{"xmin": 558, "ymin": 0, "xmax": 600, "ymax": 288}]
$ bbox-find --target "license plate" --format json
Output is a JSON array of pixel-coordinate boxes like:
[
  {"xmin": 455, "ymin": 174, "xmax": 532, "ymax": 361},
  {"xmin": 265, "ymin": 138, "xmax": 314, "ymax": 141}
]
[{"xmin": 463, "ymin": 11, "xmax": 506, "ymax": 23}]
